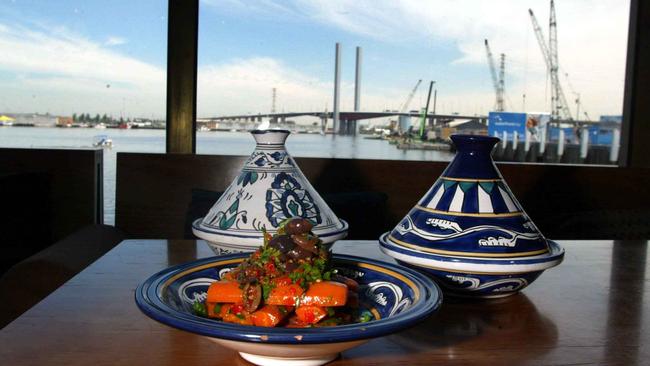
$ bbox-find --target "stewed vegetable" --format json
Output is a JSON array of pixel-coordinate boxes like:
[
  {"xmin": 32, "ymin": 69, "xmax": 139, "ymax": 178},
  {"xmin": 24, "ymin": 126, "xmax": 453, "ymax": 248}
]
[{"xmin": 194, "ymin": 217, "xmax": 371, "ymax": 327}]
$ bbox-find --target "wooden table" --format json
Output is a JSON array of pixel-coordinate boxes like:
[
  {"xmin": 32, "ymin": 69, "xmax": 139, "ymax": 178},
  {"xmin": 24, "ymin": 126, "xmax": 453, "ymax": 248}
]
[{"xmin": 1, "ymin": 239, "xmax": 649, "ymax": 365}]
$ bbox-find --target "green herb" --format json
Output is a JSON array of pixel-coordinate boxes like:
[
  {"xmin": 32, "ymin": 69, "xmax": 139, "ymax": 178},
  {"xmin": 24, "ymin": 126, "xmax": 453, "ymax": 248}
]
[
  {"xmin": 213, "ymin": 303, "xmax": 222, "ymax": 315},
  {"xmin": 262, "ymin": 282, "xmax": 274, "ymax": 301},
  {"xmin": 318, "ymin": 317, "xmax": 342, "ymax": 326},
  {"xmin": 326, "ymin": 307, "xmax": 336, "ymax": 317},
  {"xmin": 192, "ymin": 300, "xmax": 207, "ymax": 317},
  {"xmin": 236, "ymin": 313, "xmax": 245, "ymax": 320},
  {"xmin": 358, "ymin": 310, "xmax": 373, "ymax": 323}
]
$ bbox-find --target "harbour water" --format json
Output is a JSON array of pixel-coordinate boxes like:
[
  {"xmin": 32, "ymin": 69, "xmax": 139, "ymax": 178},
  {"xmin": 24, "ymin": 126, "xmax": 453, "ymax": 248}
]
[{"xmin": 0, "ymin": 127, "xmax": 454, "ymax": 224}]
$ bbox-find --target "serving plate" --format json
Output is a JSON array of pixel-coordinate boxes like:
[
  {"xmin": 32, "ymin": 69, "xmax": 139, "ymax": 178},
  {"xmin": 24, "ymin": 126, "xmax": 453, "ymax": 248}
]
[{"xmin": 135, "ymin": 253, "xmax": 442, "ymax": 366}]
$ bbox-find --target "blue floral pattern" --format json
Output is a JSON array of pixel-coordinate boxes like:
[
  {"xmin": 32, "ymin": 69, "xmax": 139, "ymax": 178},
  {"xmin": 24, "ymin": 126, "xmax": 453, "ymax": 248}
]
[
  {"xmin": 265, "ymin": 172, "xmax": 321, "ymax": 227},
  {"xmin": 250, "ymin": 151, "xmax": 288, "ymax": 168},
  {"xmin": 237, "ymin": 171, "xmax": 258, "ymax": 187}
]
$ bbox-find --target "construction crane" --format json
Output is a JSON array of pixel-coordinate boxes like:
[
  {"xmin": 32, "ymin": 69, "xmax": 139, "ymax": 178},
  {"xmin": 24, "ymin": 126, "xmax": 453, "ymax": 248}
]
[
  {"xmin": 484, "ymin": 39, "xmax": 505, "ymax": 112},
  {"xmin": 399, "ymin": 79, "xmax": 422, "ymax": 113},
  {"xmin": 529, "ymin": 2, "xmax": 573, "ymax": 122}
]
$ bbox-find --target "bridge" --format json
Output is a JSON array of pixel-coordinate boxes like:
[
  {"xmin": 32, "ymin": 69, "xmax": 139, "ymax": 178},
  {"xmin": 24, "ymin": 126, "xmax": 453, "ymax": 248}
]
[{"xmin": 199, "ymin": 111, "xmax": 487, "ymax": 135}]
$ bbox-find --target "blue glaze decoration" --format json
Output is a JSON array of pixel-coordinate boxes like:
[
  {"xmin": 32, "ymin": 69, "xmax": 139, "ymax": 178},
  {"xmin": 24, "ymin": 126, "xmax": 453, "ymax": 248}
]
[
  {"xmin": 135, "ymin": 253, "xmax": 442, "ymax": 344},
  {"xmin": 379, "ymin": 233, "xmax": 564, "ymax": 297},
  {"xmin": 388, "ymin": 134, "xmax": 550, "ymax": 258},
  {"xmin": 380, "ymin": 233, "xmax": 564, "ymax": 266},
  {"xmin": 442, "ymin": 135, "xmax": 501, "ymax": 179}
]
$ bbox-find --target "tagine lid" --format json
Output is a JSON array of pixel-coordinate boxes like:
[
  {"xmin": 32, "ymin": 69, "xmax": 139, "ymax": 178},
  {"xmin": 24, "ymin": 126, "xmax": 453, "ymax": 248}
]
[
  {"xmin": 386, "ymin": 134, "xmax": 550, "ymax": 258},
  {"xmin": 193, "ymin": 129, "xmax": 348, "ymax": 248}
]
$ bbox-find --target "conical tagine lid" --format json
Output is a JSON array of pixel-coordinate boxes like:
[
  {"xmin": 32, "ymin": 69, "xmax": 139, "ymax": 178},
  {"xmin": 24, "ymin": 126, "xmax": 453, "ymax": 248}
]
[
  {"xmin": 386, "ymin": 134, "xmax": 549, "ymax": 258},
  {"xmin": 193, "ymin": 129, "xmax": 348, "ymax": 251}
]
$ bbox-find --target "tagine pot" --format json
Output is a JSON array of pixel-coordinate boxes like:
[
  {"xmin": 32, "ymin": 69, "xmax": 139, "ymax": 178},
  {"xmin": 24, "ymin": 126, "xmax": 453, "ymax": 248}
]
[
  {"xmin": 379, "ymin": 134, "xmax": 564, "ymax": 298},
  {"xmin": 193, "ymin": 129, "xmax": 348, "ymax": 254}
]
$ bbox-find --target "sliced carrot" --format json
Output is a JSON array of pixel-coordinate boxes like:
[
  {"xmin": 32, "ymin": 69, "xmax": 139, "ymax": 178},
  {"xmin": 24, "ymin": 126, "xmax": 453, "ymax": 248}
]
[
  {"xmin": 251, "ymin": 305, "xmax": 292, "ymax": 327},
  {"xmin": 271, "ymin": 275, "xmax": 293, "ymax": 287},
  {"xmin": 221, "ymin": 270, "xmax": 238, "ymax": 281},
  {"xmin": 301, "ymin": 281, "xmax": 348, "ymax": 307},
  {"xmin": 223, "ymin": 312, "xmax": 253, "ymax": 325},
  {"xmin": 206, "ymin": 303, "xmax": 232, "ymax": 319},
  {"xmin": 206, "ymin": 281, "xmax": 243, "ymax": 304},
  {"xmin": 295, "ymin": 305, "xmax": 328, "ymax": 324},
  {"xmin": 266, "ymin": 284, "xmax": 305, "ymax": 306},
  {"xmin": 222, "ymin": 304, "xmax": 253, "ymax": 325}
]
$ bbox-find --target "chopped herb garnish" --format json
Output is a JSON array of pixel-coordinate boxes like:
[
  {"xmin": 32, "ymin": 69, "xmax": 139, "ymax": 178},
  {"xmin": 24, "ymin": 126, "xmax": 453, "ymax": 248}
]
[{"xmin": 192, "ymin": 300, "xmax": 207, "ymax": 317}]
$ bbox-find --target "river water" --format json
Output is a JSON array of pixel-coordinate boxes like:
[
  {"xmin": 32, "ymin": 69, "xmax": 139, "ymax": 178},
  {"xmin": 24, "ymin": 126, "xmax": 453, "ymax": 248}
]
[{"xmin": 0, "ymin": 127, "xmax": 454, "ymax": 224}]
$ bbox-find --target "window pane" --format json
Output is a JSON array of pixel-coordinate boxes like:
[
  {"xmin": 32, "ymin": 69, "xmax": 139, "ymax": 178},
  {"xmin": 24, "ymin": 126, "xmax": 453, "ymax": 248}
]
[
  {"xmin": 0, "ymin": 0, "xmax": 168, "ymax": 224},
  {"xmin": 197, "ymin": 1, "xmax": 629, "ymax": 166}
]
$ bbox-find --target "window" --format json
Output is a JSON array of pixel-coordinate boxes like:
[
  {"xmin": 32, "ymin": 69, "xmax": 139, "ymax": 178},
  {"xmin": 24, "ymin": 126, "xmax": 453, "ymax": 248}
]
[
  {"xmin": 0, "ymin": 0, "xmax": 168, "ymax": 224},
  {"xmin": 196, "ymin": 1, "xmax": 630, "ymax": 166}
]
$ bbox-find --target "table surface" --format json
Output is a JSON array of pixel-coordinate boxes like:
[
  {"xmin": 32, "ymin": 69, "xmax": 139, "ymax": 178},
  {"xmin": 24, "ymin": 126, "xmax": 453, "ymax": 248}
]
[{"xmin": 1, "ymin": 239, "xmax": 649, "ymax": 365}]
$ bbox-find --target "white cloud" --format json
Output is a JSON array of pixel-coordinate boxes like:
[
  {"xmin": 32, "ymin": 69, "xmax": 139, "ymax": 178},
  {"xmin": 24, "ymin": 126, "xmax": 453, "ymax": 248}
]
[
  {"xmin": 0, "ymin": 1, "xmax": 631, "ymax": 119},
  {"xmin": 197, "ymin": 57, "xmax": 407, "ymax": 117},
  {"xmin": 203, "ymin": 0, "xmax": 630, "ymax": 117},
  {"xmin": 105, "ymin": 36, "xmax": 127, "ymax": 46},
  {"xmin": 0, "ymin": 22, "xmax": 165, "ymax": 116}
]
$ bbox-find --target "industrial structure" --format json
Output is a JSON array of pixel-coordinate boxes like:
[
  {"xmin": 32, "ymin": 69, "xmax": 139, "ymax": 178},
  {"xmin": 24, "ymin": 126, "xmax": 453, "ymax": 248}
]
[
  {"xmin": 529, "ymin": 1, "xmax": 573, "ymax": 123},
  {"xmin": 484, "ymin": 39, "xmax": 506, "ymax": 112}
]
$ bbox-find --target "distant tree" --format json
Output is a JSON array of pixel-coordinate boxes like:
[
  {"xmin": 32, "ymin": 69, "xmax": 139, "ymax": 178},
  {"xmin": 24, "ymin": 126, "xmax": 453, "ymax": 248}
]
[
  {"xmin": 94, "ymin": 114, "xmax": 100, "ymax": 124},
  {"xmin": 119, "ymin": 117, "xmax": 124, "ymax": 124},
  {"xmin": 72, "ymin": 113, "xmax": 77, "ymax": 122},
  {"xmin": 101, "ymin": 114, "xmax": 108, "ymax": 124}
]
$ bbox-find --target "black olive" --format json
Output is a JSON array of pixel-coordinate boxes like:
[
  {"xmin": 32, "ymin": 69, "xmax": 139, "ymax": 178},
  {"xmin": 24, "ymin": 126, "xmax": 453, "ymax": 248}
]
[
  {"xmin": 291, "ymin": 234, "xmax": 319, "ymax": 253},
  {"xmin": 284, "ymin": 261, "xmax": 299, "ymax": 272},
  {"xmin": 287, "ymin": 246, "xmax": 312, "ymax": 260},
  {"xmin": 243, "ymin": 283, "xmax": 262, "ymax": 312},
  {"xmin": 285, "ymin": 218, "xmax": 313, "ymax": 235},
  {"xmin": 269, "ymin": 234, "xmax": 295, "ymax": 253},
  {"xmin": 333, "ymin": 274, "xmax": 359, "ymax": 292}
]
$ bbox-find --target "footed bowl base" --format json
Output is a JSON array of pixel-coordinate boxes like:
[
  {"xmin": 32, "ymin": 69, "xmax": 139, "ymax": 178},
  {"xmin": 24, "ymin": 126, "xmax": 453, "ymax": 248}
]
[{"xmin": 239, "ymin": 352, "xmax": 338, "ymax": 366}]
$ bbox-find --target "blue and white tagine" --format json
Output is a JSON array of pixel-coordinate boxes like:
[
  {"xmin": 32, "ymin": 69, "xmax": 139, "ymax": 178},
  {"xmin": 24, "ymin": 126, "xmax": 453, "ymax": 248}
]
[
  {"xmin": 379, "ymin": 134, "xmax": 564, "ymax": 298},
  {"xmin": 193, "ymin": 129, "xmax": 348, "ymax": 253}
]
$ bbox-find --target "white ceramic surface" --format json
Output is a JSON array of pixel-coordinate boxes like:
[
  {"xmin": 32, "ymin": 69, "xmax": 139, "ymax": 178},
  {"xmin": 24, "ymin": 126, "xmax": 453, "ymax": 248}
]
[
  {"xmin": 211, "ymin": 338, "xmax": 365, "ymax": 366},
  {"xmin": 193, "ymin": 129, "xmax": 348, "ymax": 251}
]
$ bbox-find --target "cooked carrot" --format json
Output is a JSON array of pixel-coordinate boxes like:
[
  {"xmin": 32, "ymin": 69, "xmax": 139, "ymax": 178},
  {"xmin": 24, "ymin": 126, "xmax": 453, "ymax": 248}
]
[
  {"xmin": 295, "ymin": 305, "xmax": 328, "ymax": 324},
  {"xmin": 251, "ymin": 305, "xmax": 292, "ymax": 327},
  {"xmin": 266, "ymin": 284, "xmax": 305, "ymax": 306},
  {"xmin": 206, "ymin": 281, "xmax": 243, "ymax": 304},
  {"xmin": 271, "ymin": 275, "xmax": 292, "ymax": 287},
  {"xmin": 301, "ymin": 281, "xmax": 348, "ymax": 307},
  {"xmin": 222, "ymin": 304, "xmax": 253, "ymax": 325},
  {"xmin": 206, "ymin": 303, "xmax": 232, "ymax": 319}
]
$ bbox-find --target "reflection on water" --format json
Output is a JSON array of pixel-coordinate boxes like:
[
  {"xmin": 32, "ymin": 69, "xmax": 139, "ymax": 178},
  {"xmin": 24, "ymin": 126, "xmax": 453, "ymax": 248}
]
[{"xmin": 0, "ymin": 128, "xmax": 454, "ymax": 225}]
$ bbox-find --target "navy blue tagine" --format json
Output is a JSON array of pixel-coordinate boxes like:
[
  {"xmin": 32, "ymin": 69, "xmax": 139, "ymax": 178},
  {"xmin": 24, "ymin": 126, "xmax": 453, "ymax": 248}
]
[{"xmin": 379, "ymin": 134, "xmax": 564, "ymax": 298}]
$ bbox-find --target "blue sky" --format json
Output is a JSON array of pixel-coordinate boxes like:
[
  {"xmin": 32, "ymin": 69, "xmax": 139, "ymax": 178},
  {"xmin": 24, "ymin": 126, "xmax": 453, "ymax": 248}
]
[{"xmin": 0, "ymin": 0, "xmax": 630, "ymax": 120}]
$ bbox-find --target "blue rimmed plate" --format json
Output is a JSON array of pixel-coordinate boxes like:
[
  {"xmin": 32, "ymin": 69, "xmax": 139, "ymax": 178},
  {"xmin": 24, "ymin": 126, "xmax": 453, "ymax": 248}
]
[{"xmin": 135, "ymin": 253, "xmax": 442, "ymax": 366}]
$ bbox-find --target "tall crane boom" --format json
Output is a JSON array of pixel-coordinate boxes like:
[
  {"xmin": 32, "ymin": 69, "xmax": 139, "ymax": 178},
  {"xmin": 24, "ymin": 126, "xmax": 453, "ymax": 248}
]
[
  {"xmin": 400, "ymin": 79, "xmax": 422, "ymax": 113},
  {"xmin": 498, "ymin": 53, "xmax": 506, "ymax": 111},
  {"xmin": 484, "ymin": 39, "xmax": 504, "ymax": 112},
  {"xmin": 528, "ymin": 3, "xmax": 572, "ymax": 121}
]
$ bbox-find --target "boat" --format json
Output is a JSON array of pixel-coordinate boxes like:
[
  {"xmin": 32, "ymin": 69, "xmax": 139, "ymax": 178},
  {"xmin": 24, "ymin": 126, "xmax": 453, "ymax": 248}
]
[{"xmin": 92, "ymin": 135, "xmax": 113, "ymax": 148}]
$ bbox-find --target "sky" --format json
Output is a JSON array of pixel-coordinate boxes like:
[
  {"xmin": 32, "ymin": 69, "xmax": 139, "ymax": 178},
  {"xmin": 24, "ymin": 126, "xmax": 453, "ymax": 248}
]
[{"xmin": 0, "ymin": 0, "xmax": 630, "ymax": 121}]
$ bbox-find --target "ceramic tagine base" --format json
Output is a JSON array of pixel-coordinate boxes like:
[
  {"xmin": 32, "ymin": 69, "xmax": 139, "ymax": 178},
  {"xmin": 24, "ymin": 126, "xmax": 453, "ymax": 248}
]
[
  {"xmin": 378, "ymin": 135, "xmax": 564, "ymax": 298},
  {"xmin": 193, "ymin": 129, "xmax": 348, "ymax": 253}
]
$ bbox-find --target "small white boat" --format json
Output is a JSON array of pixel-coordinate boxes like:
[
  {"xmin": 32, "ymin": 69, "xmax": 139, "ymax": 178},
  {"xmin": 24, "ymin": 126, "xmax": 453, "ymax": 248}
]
[{"xmin": 93, "ymin": 135, "xmax": 113, "ymax": 148}]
